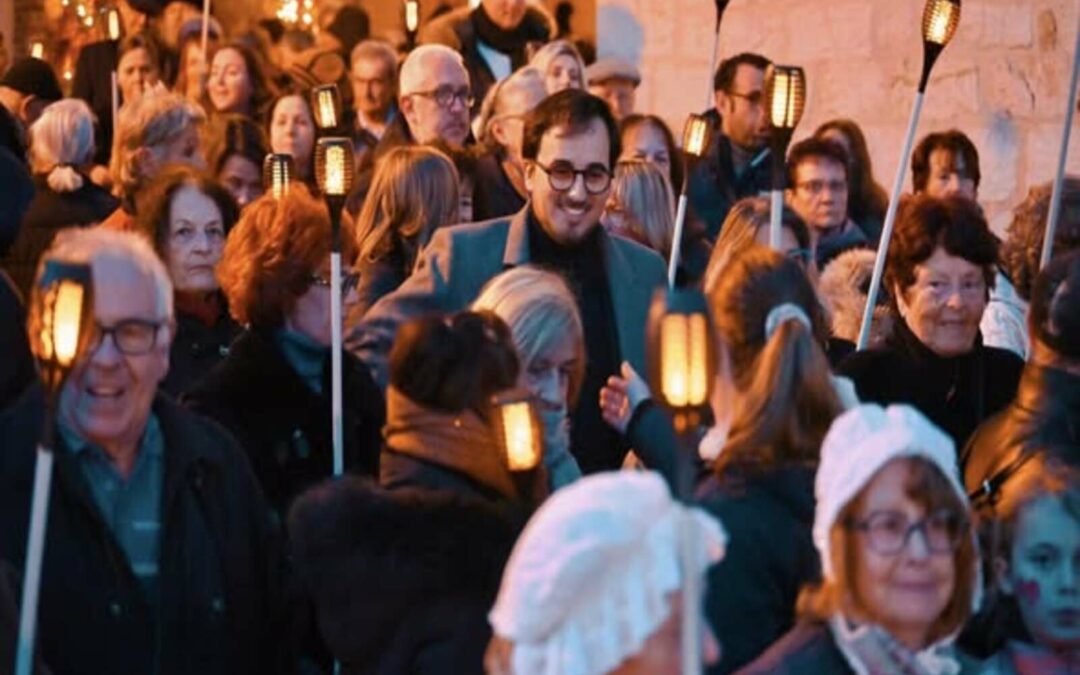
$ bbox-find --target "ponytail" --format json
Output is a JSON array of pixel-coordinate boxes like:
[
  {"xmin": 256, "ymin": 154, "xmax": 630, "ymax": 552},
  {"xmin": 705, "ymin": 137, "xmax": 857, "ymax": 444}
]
[{"xmin": 46, "ymin": 165, "xmax": 84, "ymax": 193}]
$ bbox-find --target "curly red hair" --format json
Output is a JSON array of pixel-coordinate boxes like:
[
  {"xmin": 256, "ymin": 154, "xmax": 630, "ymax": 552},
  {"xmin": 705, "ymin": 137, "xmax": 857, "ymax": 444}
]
[{"xmin": 218, "ymin": 186, "xmax": 356, "ymax": 328}]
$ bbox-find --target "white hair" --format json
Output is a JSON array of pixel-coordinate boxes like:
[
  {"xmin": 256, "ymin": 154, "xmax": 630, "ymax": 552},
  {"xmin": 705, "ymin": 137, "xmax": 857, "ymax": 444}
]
[
  {"xmin": 475, "ymin": 66, "xmax": 546, "ymax": 148},
  {"xmin": 29, "ymin": 98, "xmax": 97, "ymax": 193},
  {"xmin": 398, "ymin": 44, "xmax": 467, "ymax": 96},
  {"xmin": 36, "ymin": 228, "xmax": 174, "ymax": 321},
  {"xmin": 110, "ymin": 89, "xmax": 205, "ymax": 196}
]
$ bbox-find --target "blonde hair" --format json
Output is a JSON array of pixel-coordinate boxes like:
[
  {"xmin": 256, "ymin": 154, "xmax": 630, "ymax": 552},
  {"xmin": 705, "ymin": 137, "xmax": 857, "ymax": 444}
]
[
  {"xmin": 355, "ymin": 145, "xmax": 459, "ymax": 265},
  {"xmin": 528, "ymin": 39, "xmax": 585, "ymax": 93},
  {"xmin": 110, "ymin": 89, "xmax": 205, "ymax": 198},
  {"xmin": 703, "ymin": 197, "xmax": 811, "ymax": 293},
  {"xmin": 608, "ymin": 159, "xmax": 675, "ymax": 257},
  {"xmin": 29, "ymin": 99, "xmax": 96, "ymax": 193},
  {"xmin": 471, "ymin": 266, "xmax": 586, "ymax": 405}
]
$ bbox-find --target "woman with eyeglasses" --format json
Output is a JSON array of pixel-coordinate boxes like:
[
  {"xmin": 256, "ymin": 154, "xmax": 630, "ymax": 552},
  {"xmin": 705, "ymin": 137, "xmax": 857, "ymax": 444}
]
[
  {"xmin": 288, "ymin": 309, "xmax": 547, "ymax": 673},
  {"xmin": 744, "ymin": 403, "xmax": 982, "ymax": 674},
  {"xmin": 838, "ymin": 195, "xmax": 1023, "ymax": 449},
  {"xmin": 134, "ymin": 165, "xmax": 240, "ymax": 396},
  {"xmin": 184, "ymin": 186, "xmax": 384, "ymax": 521}
]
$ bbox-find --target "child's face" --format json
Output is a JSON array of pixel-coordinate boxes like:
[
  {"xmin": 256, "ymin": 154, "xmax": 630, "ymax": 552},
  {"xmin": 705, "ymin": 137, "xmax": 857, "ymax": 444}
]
[{"xmin": 1004, "ymin": 495, "xmax": 1080, "ymax": 650}]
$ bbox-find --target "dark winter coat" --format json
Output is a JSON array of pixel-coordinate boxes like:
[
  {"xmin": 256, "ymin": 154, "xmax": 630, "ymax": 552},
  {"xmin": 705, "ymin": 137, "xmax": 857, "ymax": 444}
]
[
  {"xmin": 699, "ymin": 466, "xmax": 821, "ymax": 674},
  {"xmin": 161, "ymin": 294, "xmax": 241, "ymax": 397},
  {"xmin": 0, "ymin": 270, "xmax": 35, "ymax": 411},
  {"xmin": 737, "ymin": 621, "xmax": 853, "ymax": 674},
  {"xmin": 183, "ymin": 329, "xmax": 385, "ymax": 521},
  {"xmin": 288, "ymin": 478, "xmax": 520, "ymax": 675},
  {"xmin": 839, "ymin": 318, "xmax": 1023, "ymax": 448},
  {"xmin": 0, "ymin": 387, "xmax": 286, "ymax": 675},
  {"xmin": 686, "ymin": 133, "xmax": 772, "ymax": 241},
  {"xmin": 71, "ymin": 40, "xmax": 119, "ymax": 167},
  {"xmin": 3, "ymin": 174, "xmax": 118, "ymax": 297},
  {"xmin": 472, "ymin": 152, "xmax": 526, "ymax": 223},
  {"xmin": 963, "ymin": 364, "xmax": 1080, "ymax": 491}
]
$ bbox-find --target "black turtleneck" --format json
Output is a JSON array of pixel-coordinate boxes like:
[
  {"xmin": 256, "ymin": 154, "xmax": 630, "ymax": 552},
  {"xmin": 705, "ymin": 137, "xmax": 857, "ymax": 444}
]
[
  {"xmin": 838, "ymin": 316, "xmax": 1023, "ymax": 448},
  {"xmin": 526, "ymin": 210, "xmax": 625, "ymax": 474}
]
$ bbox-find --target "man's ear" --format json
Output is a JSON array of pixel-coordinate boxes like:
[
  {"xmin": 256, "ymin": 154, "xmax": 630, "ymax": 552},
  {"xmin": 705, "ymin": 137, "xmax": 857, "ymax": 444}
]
[
  {"xmin": 489, "ymin": 118, "xmax": 509, "ymax": 148},
  {"xmin": 893, "ymin": 283, "xmax": 910, "ymax": 321},
  {"xmin": 523, "ymin": 161, "xmax": 536, "ymax": 193}
]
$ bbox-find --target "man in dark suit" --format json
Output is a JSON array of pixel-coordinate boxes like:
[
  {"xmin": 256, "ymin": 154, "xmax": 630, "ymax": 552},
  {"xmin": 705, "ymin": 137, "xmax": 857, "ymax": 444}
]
[{"xmin": 348, "ymin": 90, "xmax": 667, "ymax": 474}]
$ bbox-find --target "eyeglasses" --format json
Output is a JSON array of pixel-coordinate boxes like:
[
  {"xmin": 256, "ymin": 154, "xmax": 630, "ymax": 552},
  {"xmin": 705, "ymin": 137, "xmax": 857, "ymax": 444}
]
[
  {"xmin": 533, "ymin": 161, "xmax": 612, "ymax": 194},
  {"xmin": 726, "ymin": 90, "xmax": 764, "ymax": 106},
  {"xmin": 795, "ymin": 179, "xmax": 848, "ymax": 196},
  {"xmin": 310, "ymin": 272, "xmax": 360, "ymax": 294},
  {"xmin": 407, "ymin": 86, "xmax": 474, "ymax": 110},
  {"xmin": 912, "ymin": 276, "xmax": 987, "ymax": 302},
  {"xmin": 87, "ymin": 319, "xmax": 167, "ymax": 356},
  {"xmin": 846, "ymin": 509, "xmax": 968, "ymax": 556}
]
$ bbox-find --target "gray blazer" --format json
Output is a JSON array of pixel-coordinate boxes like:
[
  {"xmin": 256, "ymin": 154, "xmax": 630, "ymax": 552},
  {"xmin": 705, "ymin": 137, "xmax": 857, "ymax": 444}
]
[{"xmin": 346, "ymin": 206, "xmax": 668, "ymax": 388}]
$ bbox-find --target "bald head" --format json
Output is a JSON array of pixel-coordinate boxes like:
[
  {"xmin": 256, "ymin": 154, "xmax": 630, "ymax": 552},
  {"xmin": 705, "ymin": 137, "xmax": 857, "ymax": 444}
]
[{"xmin": 399, "ymin": 45, "xmax": 471, "ymax": 146}]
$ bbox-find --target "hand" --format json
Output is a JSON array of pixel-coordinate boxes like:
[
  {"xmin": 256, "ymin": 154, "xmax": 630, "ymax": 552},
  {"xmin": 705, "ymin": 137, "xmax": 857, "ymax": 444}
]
[
  {"xmin": 599, "ymin": 361, "xmax": 651, "ymax": 435},
  {"xmin": 483, "ymin": 636, "xmax": 513, "ymax": 675}
]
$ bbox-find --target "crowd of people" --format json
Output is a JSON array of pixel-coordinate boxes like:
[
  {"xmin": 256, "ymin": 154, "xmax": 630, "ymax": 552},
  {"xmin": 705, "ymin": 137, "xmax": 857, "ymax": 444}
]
[{"xmin": 0, "ymin": 0, "xmax": 1079, "ymax": 673}]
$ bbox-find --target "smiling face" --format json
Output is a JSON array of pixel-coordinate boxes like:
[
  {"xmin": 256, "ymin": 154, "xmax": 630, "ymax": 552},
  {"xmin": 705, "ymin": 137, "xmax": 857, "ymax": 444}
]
[
  {"xmin": 849, "ymin": 459, "xmax": 958, "ymax": 649},
  {"xmin": 1002, "ymin": 495, "xmax": 1080, "ymax": 651},
  {"xmin": 524, "ymin": 117, "xmax": 612, "ymax": 245},
  {"xmin": 270, "ymin": 95, "xmax": 315, "ymax": 171},
  {"xmin": 208, "ymin": 48, "xmax": 254, "ymax": 114},
  {"xmin": 58, "ymin": 256, "xmax": 171, "ymax": 455},
  {"xmin": 896, "ymin": 246, "xmax": 987, "ymax": 358},
  {"xmin": 164, "ymin": 184, "xmax": 226, "ymax": 292}
]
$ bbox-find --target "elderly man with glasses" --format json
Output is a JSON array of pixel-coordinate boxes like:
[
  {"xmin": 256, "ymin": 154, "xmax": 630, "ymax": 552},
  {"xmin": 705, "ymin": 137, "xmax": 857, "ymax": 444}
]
[
  {"xmin": 348, "ymin": 89, "xmax": 666, "ymax": 475},
  {"xmin": 0, "ymin": 228, "xmax": 285, "ymax": 675}
]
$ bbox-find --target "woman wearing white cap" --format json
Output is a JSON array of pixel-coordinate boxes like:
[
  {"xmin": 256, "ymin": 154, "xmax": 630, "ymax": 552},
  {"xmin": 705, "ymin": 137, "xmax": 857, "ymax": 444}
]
[
  {"xmin": 743, "ymin": 404, "xmax": 982, "ymax": 674},
  {"xmin": 485, "ymin": 471, "xmax": 726, "ymax": 675}
]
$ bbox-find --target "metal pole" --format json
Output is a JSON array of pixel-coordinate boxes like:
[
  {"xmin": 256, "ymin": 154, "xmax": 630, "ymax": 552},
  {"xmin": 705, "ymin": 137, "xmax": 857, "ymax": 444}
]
[
  {"xmin": 705, "ymin": 28, "xmax": 721, "ymax": 111},
  {"xmin": 15, "ymin": 446, "xmax": 55, "ymax": 675},
  {"xmin": 668, "ymin": 193, "xmax": 689, "ymax": 289},
  {"xmin": 769, "ymin": 188, "xmax": 785, "ymax": 249},
  {"xmin": 1040, "ymin": 7, "xmax": 1080, "ymax": 271},
  {"xmin": 680, "ymin": 510, "xmax": 702, "ymax": 675},
  {"xmin": 330, "ymin": 244, "xmax": 344, "ymax": 476},
  {"xmin": 200, "ymin": 0, "xmax": 212, "ymax": 65},
  {"xmin": 857, "ymin": 92, "xmax": 925, "ymax": 350}
]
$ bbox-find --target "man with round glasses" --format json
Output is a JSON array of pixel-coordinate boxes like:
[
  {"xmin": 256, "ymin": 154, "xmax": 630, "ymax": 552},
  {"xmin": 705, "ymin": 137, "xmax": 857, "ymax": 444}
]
[
  {"xmin": 0, "ymin": 228, "xmax": 283, "ymax": 675},
  {"xmin": 349, "ymin": 89, "xmax": 666, "ymax": 475}
]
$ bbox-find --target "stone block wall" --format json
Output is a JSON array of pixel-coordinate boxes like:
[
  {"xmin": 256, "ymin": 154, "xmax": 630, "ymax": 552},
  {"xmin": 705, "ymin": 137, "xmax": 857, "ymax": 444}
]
[{"xmin": 599, "ymin": 0, "xmax": 1080, "ymax": 232}]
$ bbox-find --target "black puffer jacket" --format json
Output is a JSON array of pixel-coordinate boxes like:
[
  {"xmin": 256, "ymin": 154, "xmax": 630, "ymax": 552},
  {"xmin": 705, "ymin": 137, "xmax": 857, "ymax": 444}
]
[
  {"xmin": 0, "ymin": 387, "xmax": 286, "ymax": 675},
  {"xmin": 162, "ymin": 298, "xmax": 241, "ymax": 397},
  {"xmin": 288, "ymin": 478, "xmax": 520, "ymax": 675},
  {"xmin": 183, "ymin": 329, "xmax": 385, "ymax": 521}
]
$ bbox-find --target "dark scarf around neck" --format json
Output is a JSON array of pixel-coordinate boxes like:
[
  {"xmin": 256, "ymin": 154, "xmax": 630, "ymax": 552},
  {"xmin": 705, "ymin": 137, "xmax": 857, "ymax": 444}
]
[{"xmin": 470, "ymin": 5, "xmax": 548, "ymax": 68}]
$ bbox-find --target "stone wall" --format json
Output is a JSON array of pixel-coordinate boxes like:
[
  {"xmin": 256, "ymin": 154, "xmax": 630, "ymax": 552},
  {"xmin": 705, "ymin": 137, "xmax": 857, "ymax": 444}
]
[{"xmin": 598, "ymin": 0, "xmax": 1080, "ymax": 232}]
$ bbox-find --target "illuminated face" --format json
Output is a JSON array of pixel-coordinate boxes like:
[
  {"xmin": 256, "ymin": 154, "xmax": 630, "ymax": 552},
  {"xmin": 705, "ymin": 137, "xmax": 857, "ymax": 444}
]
[
  {"xmin": 524, "ymin": 118, "xmax": 611, "ymax": 245},
  {"xmin": 350, "ymin": 56, "xmax": 394, "ymax": 118},
  {"xmin": 924, "ymin": 149, "xmax": 977, "ymax": 200},
  {"xmin": 117, "ymin": 47, "xmax": 159, "ymax": 104},
  {"xmin": 1002, "ymin": 495, "xmax": 1080, "ymax": 652},
  {"xmin": 59, "ymin": 257, "xmax": 170, "ymax": 455},
  {"xmin": 286, "ymin": 256, "xmax": 358, "ymax": 347},
  {"xmin": 208, "ymin": 48, "xmax": 254, "ymax": 115},
  {"xmin": 788, "ymin": 157, "xmax": 849, "ymax": 233},
  {"xmin": 270, "ymin": 95, "xmax": 315, "ymax": 173},
  {"xmin": 218, "ymin": 154, "xmax": 263, "ymax": 209},
  {"xmin": 401, "ymin": 55, "xmax": 471, "ymax": 146},
  {"xmin": 850, "ymin": 459, "xmax": 958, "ymax": 649},
  {"xmin": 895, "ymin": 247, "xmax": 987, "ymax": 358},
  {"xmin": 619, "ymin": 122, "xmax": 673, "ymax": 187},
  {"xmin": 545, "ymin": 54, "xmax": 582, "ymax": 94},
  {"xmin": 164, "ymin": 184, "xmax": 225, "ymax": 292},
  {"xmin": 717, "ymin": 64, "xmax": 769, "ymax": 150},
  {"xmin": 481, "ymin": 0, "xmax": 527, "ymax": 30},
  {"xmin": 180, "ymin": 41, "xmax": 208, "ymax": 102}
]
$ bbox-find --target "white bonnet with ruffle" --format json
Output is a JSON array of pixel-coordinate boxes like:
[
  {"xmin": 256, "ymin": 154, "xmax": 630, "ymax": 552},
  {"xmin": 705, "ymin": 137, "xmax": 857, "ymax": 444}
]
[{"xmin": 488, "ymin": 471, "xmax": 727, "ymax": 675}]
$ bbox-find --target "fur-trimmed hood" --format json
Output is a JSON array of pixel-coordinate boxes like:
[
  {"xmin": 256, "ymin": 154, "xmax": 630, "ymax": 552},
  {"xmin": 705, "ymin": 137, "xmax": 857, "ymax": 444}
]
[
  {"xmin": 818, "ymin": 247, "xmax": 894, "ymax": 347},
  {"xmin": 288, "ymin": 477, "xmax": 522, "ymax": 666}
]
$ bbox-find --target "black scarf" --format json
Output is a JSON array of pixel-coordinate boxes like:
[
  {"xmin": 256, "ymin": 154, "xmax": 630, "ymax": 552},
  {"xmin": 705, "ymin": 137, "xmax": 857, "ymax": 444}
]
[{"xmin": 470, "ymin": 5, "xmax": 548, "ymax": 69}]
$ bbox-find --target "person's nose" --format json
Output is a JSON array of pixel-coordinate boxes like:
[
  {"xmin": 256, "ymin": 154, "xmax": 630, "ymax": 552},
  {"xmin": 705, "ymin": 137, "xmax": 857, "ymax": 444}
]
[
  {"xmin": 567, "ymin": 172, "xmax": 588, "ymax": 200},
  {"xmin": 535, "ymin": 369, "xmax": 563, "ymax": 409},
  {"xmin": 191, "ymin": 229, "xmax": 211, "ymax": 254},
  {"xmin": 1061, "ymin": 560, "xmax": 1079, "ymax": 595},
  {"xmin": 905, "ymin": 525, "xmax": 932, "ymax": 561},
  {"xmin": 944, "ymin": 174, "xmax": 961, "ymax": 196},
  {"xmin": 88, "ymin": 329, "xmax": 124, "ymax": 368},
  {"xmin": 944, "ymin": 286, "xmax": 966, "ymax": 310}
]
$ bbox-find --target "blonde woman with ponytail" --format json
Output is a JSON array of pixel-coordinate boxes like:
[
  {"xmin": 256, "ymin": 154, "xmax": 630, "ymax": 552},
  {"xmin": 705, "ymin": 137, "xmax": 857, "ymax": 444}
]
[
  {"xmin": 601, "ymin": 246, "xmax": 854, "ymax": 671},
  {"xmin": 2, "ymin": 98, "xmax": 118, "ymax": 296}
]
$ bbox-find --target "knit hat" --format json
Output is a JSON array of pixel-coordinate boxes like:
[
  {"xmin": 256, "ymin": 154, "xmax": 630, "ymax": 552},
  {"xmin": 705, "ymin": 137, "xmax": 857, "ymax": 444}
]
[
  {"xmin": 0, "ymin": 58, "xmax": 62, "ymax": 103},
  {"xmin": 489, "ymin": 471, "xmax": 727, "ymax": 675},
  {"xmin": 1029, "ymin": 250, "xmax": 1080, "ymax": 359},
  {"xmin": 584, "ymin": 58, "xmax": 641, "ymax": 87}
]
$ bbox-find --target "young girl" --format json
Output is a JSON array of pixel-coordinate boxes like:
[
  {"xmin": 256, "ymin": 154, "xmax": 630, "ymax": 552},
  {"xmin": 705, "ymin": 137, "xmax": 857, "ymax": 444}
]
[{"xmin": 981, "ymin": 451, "xmax": 1080, "ymax": 674}]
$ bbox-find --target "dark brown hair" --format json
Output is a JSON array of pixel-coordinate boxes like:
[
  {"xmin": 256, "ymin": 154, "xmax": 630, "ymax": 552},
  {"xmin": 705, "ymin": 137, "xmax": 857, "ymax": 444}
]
[
  {"xmin": 213, "ymin": 42, "xmax": 275, "ymax": 119},
  {"xmin": 712, "ymin": 52, "xmax": 770, "ymax": 93},
  {"xmin": 521, "ymin": 88, "xmax": 620, "ymax": 169},
  {"xmin": 134, "ymin": 164, "xmax": 239, "ymax": 259},
  {"xmin": 884, "ymin": 195, "xmax": 999, "ymax": 304},
  {"xmin": 205, "ymin": 113, "xmax": 269, "ymax": 176},
  {"xmin": 814, "ymin": 119, "xmax": 888, "ymax": 227},
  {"xmin": 709, "ymin": 247, "xmax": 842, "ymax": 476},
  {"xmin": 117, "ymin": 32, "xmax": 162, "ymax": 78},
  {"xmin": 911, "ymin": 130, "xmax": 981, "ymax": 193},
  {"xmin": 786, "ymin": 137, "xmax": 849, "ymax": 189},
  {"xmin": 1001, "ymin": 177, "xmax": 1080, "ymax": 301},
  {"xmin": 619, "ymin": 114, "xmax": 683, "ymax": 190},
  {"xmin": 217, "ymin": 185, "xmax": 355, "ymax": 327},
  {"xmin": 388, "ymin": 311, "xmax": 520, "ymax": 415}
]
